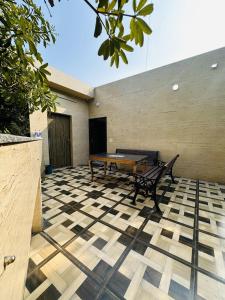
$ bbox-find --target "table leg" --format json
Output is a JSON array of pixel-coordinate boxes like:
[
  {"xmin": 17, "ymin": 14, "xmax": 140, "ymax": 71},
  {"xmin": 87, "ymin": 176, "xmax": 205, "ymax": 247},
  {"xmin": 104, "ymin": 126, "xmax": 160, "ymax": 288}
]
[
  {"xmin": 133, "ymin": 164, "xmax": 137, "ymax": 175},
  {"xmin": 89, "ymin": 160, "xmax": 94, "ymax": 181},
  {"xmin": 104, "ymin": 162, "xmax": 107, "ymax": 176}
]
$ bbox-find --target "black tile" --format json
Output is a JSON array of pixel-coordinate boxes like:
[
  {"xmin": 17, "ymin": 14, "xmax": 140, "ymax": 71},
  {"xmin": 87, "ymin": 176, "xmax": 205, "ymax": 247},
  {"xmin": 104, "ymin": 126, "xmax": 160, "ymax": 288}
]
[
  {"xmin": 161, "ymin": 196, "xmax": 170, "ymax": 204},
  {"xmin": 132, "ymin": 240, "xmax": 148, "ymax": 255},
  {"xmin": 111, "ymin": 191, "xmax": 117, "ymax": 195},
  {"xmin": 137, "ymin": 198, "xmax": 145, "ymax": 203},
  {"xmin": 36, "ymin": 284, "xmax": 61, "ymax": 300},
  {"xmin": 187, "ymin": 197, "xmax": 195, "ymax": 202},
  {"xmin": 26, "ymin": 269, "xmax": 47, "ymax": 293},
  {"xmin": 99, "ymin": 289, "xmax": 119, "ymax": 300},
  {"xmin": 101, "ymin": 205, "xmax": 110, "ymax": 212},
  {"xmin": 138, "ymin": 231, "xmax": 152, "ymax": 244},
  {"xmin": 80, "ymin": 230, "xmax": 94, "ymax": 241},
  {"xmin": 143, "ymin": 266, "xmax": 161, "ymax": 288},
  {"xmin": 42, "ymin": 207, "xmax": 50, "ymax": 213},
  {"xmin": 93, "ymin": 260, "xmax": 112, "ymax": 281},
  {"xmin": 179, "ymin": 235, "xmax": 193, "ymax": 247},
  {"xmin": 27, "ymin": 258, "xmax": 37, "ymax": 275},
  {"xmin": 93, "ymin": 238, "xmax": 107, "ymax": 250},
  {"xmin": 43, "ymin": 219, "xmax": 51, "ymax": 230},
  {"xmin": 199, "ymin": 189, "xmax": 206, "ymax": 194},
  {"xmin": 168, "ymin": 280, "xmax": 190, "ymax": 300},
  {"xmin": 104, "ymin": 183, "xmax": 119, "ymax": 189},
  {"xmin": 76, "ymin": 276, "xmax": 101, "ymax": 300},
  {"xmin": 220, "ymin": 188, "xmax": 225, "ymax": 194},
  {"xmin": 118, "ymin": 234, "xmax": 133, "ymax": 246},
  {"xmin": 73, "ymin": 175, "xmax": 84, "ymax": 180},
  {"xmin": 71, "ymin": 224, "xmax": 84, "ymax": 234},
  {"xmin": 198, "ymin": 242, "xmax": 214, "ymax": 256},
  {"xmin": 171, "ymin": 208, "xmax": 179, "ymax": 214},
  {"xmin": 211, "ymin": 192, "xmax": 218, "ymax": 195},
  {"xmin": 184, "ymin": 212, "xmax": 194, "ymax": 219},
  {"xmin": 125, "ymin": 226, "xmax": 138, "ymax": 237},
  {"xmin": 199, "ymin": 200, "xmax": 208, "ymax": 205},
  {"xmin": 120, "ymin": 193, "xmax": 127, "ymax": 198},
  {"xmin": 72, "ymin": 203, "xmax": 84, "ymax": 210},
  {"xmin": 161, "ymin": 229, "xmax": 173, "ymax": 239},
  {"xmin": 109, "ymin": 208, "xmax": 119, "ymax": 216},
  {"xmin": 108, "ymin": 271, "xmax": 130, "ymax": 297},
  {"xmin": 199, "ymin": 216, "xmax": 210, "ymax": 224},
  {"xmin": 61, "ymin": 190, "xmax": 71, "ymax": 195},
  {"xmin": 121, "ymin": 213, "xmax": 130, "ymax": 220},
  {"xmin": 160, "ymin": 186, "xmax": 175, "ymax": 193},
  {"xmin": 56, "ymin": 180, "xmax": 68, "ymax": 186},
  {"xmin": 213, "ymin": 203, "xmax": 222, "ymax": 209},
  {"xmin": 62, "ymin": 219, "xmax": 73, "ymax": 228},
  {"xmin": 139, "ymin": 207, "xmax": 152, "ymax": 218},
  {"xmin": 92, "ymin": 202, "xmax": 100, "ymax": 207},
  {"xmin": 71, "ymin": 194, "xmax": 78, "ymax": 198},
  {"xmin": 149, "ymin": 214, "xmax": 161, "ymax": 223},
  {"xmin": 59, "ymin": 205, "xmax": 71, "ymax": 212},
  {"xmin": 87, "ymin": 190, "xmax": 104, "ymax": 199},
  {"xmin": 66, "ymin": 207, "xmax": 76, "ymax": 215}
]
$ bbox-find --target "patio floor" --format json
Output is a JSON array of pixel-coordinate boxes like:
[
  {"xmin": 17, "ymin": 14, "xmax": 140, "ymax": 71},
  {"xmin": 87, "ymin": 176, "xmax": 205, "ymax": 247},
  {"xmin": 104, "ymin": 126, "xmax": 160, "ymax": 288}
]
[{"xmin": 24, "ymin": 166, "xmax": 225, "ymax": 300}]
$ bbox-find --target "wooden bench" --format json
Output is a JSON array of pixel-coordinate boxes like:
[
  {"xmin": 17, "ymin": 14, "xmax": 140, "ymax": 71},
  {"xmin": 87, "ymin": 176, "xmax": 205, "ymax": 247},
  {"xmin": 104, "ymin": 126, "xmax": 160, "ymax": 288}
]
[
  {"xmin": 132, "ymin": 154, "xmax": 179, "ymax": 213},
  {"xmin": 110, "ymin": 149, "xmax": 159, "ymax": 171}
]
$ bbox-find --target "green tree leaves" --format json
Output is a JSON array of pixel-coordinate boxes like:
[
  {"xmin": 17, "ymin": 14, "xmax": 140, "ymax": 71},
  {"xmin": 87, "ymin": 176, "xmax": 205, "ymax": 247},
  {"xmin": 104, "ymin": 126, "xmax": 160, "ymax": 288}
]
[
  {"xmin": 94, "ymin": 0, "xmax": 153, "ymax": 67},
  {"xmin": 94, "ymin": 16, "xmax": 102, "ymax": 38},
  {"xmin": 48, "ymin": 0, "xmax": 154, "ymax": 68},
  {"xmin": 0, "ymin": 0, "xmax": 57, "ymax": 122},
  {"xmin": 138, "ymin": 3, "xmax": 153, "ymax": 16}
]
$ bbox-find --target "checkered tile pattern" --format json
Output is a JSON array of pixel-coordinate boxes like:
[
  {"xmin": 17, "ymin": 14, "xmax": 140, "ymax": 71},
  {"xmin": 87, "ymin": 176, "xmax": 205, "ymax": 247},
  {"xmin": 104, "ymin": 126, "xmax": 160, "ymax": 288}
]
[{"xmin": 24, "ymin": 166, "xmax": 225, "ymax": 300}]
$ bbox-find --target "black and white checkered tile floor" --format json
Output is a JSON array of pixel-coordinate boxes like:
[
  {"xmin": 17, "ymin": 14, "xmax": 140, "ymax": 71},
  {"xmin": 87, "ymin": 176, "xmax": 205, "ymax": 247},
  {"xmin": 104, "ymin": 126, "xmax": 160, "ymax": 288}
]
[{"xmin": 24, "ymin": 166, "xmax": 225, "ymax": 300}]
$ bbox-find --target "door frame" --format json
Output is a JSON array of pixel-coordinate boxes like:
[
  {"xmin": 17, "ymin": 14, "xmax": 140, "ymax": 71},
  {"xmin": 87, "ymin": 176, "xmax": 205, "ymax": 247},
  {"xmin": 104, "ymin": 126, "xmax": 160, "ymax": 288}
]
[{"xmin": 48, "ymin": 111, "xmax": 73, "ymax": 167}]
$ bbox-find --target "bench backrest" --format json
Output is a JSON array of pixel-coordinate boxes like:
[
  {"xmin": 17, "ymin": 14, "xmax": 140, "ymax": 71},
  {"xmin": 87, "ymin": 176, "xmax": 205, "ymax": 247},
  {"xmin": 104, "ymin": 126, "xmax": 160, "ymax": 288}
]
[
  {"xmin": 141, "ymin": 154, "xmax": 179, "ymax": 184},
  {"xmin": 116, "ymin": 148, "xmax": 159, "ymax": 166}
]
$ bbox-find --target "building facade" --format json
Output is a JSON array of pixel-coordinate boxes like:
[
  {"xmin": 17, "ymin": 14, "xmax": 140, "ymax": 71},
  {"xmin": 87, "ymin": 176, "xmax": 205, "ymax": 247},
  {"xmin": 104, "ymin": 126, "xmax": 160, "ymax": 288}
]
[{"xmin": 30, "ymin": 47, "xmax": 225, "ymax": 183}]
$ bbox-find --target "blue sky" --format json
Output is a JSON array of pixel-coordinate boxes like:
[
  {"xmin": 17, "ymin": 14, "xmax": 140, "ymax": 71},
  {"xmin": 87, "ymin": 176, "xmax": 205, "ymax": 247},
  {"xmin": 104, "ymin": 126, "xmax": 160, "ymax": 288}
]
[{"xmin": 36, "ymin": 0, "xmax": 225, "ymax": 87}]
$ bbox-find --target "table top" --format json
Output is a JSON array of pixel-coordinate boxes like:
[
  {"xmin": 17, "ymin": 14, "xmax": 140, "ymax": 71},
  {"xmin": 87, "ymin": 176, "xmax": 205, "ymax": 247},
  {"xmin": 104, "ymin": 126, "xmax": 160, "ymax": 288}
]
[{"xmin": 89, "ymin": 153, "xmax": 148, "ymax": 162}]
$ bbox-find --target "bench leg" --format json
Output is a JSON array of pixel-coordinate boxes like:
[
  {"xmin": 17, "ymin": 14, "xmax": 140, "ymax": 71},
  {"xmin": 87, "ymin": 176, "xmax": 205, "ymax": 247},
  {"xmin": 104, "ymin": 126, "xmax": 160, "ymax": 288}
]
[
  {"xmin": 151, "ymin": 187, "xmax": 162, "ymax": 214},
  {"xmin": 170, "ymin": 169, "xmax": 176, "ymax": 184},
  {"xmin": 132, "ymin": 186, "xmax": 139, "ymax": 206}
]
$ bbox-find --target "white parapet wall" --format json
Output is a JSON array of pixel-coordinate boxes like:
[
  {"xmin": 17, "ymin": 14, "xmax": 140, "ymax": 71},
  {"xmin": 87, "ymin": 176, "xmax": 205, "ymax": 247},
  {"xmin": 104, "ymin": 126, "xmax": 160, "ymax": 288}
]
[{"xmin": 0, "ymin": 135, "xmax": 42, "ymax": 300}]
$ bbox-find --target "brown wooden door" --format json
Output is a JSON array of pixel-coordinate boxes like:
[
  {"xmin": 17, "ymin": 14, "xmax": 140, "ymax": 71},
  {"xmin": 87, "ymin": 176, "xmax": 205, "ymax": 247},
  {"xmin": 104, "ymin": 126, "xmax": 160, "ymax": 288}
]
[{"xmin": 48, "ymin": 113, "xmax": 71, "ymax": 168}]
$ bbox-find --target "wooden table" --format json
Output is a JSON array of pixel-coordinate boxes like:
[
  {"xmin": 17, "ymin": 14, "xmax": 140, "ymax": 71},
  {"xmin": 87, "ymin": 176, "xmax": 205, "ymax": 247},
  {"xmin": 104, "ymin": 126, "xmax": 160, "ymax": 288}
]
[{"xmin": 89, "ymin": 153, "xmax": 148, "ymax": 181}]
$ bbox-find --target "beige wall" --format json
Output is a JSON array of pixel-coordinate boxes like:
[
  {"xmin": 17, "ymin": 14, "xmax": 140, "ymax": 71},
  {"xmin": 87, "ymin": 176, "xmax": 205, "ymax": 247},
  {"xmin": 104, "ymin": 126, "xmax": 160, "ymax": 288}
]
[
  {"xmin": 30, "ymin": 91, "xmax": 89, "ymax": 169},
  {"xmin": 89, "ymin": 47, "xmax": 225, "ymax": 183}
]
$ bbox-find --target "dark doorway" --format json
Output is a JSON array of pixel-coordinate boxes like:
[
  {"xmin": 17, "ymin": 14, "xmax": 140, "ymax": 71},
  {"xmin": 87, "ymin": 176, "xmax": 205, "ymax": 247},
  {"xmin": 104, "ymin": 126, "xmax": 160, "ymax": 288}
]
[
  {"xmin": 48, "ymin": 112, "xmax": 72, "ymax": 168},
  {"xmin": 89, "ymin": 117, "xmax": 107, "ymax": 154}
]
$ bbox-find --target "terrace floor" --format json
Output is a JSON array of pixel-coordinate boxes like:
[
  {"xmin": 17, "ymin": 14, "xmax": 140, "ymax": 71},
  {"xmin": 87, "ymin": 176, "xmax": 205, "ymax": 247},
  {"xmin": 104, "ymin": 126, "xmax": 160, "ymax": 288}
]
[{"xmin": 24, "ymin": 166, "xmax": 225, "ymax": 300}]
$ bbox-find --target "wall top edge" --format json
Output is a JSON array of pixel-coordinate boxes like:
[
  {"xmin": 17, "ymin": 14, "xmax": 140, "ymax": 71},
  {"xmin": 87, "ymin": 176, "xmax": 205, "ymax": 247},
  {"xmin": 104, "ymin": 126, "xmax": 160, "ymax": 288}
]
[{"xmin": 0, "ymin": 134, "xmax": 41, "ymax": 146}]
